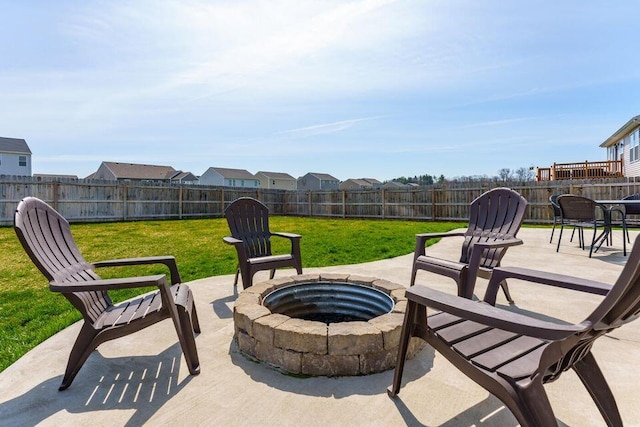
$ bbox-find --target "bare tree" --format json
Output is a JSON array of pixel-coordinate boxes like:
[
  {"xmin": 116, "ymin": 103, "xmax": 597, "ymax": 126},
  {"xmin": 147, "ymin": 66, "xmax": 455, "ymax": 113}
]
[
  {"xmin": 514, "ymin": 167, "xmax": 534, "ymax": 181},
  {"xmin": 498, "ymin": 168, "xmax": 512, "ymax": 181}
]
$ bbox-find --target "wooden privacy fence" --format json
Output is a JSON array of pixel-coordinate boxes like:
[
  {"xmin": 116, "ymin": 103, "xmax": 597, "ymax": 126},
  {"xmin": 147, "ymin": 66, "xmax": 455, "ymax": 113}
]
[{"xmin": 2, "ymin": 177, "xmax": 640, "ymax": 226}]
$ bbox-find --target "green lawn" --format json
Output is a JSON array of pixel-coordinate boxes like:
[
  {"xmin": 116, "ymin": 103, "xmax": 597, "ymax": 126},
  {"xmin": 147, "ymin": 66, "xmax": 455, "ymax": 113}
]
[{"xmin": 0, "ymin": 216, "xmax": 461, "ymax": 372}]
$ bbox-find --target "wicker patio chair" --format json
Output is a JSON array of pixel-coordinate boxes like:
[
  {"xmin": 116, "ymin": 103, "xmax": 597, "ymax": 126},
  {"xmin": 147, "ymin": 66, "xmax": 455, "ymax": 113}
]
[
  {"xmin": 556, "ymin": 194, "xmax": 626, "ymax": 257},
  {"xmin": 13, "ymin": 197, "xmax": 200, "ymax": 390},
  {"xmin": 411, "ymin": 187, "xmax": 527, "ymax": 303},
  {"xmin": 388, "ymin": 236, "xmax": 640, "ymax": 426},
  {"xmin": 223, "ymin": 197, "xmax": 302, "ymax": 289}
]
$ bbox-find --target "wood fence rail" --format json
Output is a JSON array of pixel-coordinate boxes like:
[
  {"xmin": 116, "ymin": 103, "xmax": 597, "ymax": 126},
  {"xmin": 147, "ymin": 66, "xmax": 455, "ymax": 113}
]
[{"xmin": 2, "ymin": 177, "xmax": 640, "ymax": 226}]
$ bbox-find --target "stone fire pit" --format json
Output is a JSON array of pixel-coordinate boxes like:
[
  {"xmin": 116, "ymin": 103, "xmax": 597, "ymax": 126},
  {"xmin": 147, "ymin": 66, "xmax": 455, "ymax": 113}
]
[{"xmin": 233, "ymin": 274, "xmax": 424, "ymax": 376}]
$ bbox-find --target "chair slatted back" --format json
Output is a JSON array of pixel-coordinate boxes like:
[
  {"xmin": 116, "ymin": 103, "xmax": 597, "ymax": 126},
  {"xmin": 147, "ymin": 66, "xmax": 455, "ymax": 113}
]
[
  {"xmin": 460, "ymin": 188, "xmax": 527, "ymax": 268},
  {"xmin": 557, "ymin": 195, "xmax": 598, "ymax": 222},
  {"xmin": 225, "ymin": 198, "xmax": 272, "ymax": 259},
  {"xmin": 14, "ymin": 197, "xmax": 111, "ymax": 322}
]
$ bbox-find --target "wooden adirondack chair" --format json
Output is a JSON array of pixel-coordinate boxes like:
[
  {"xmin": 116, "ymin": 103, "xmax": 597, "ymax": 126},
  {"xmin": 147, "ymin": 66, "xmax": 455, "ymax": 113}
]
[
  {"xmin": 223, "ymin": 197, "xmax": 302, "ymax": 289},
  {"xmin": 411, "ymin": 187, "xmax": 527, "ymax": 302},
  {"xmin": 13, "ymin": 197, "xmax": 200, "ymax": 390},
  {"xmin": 388, "ymin": 237, "xmax": 640, "ymax": 426}
]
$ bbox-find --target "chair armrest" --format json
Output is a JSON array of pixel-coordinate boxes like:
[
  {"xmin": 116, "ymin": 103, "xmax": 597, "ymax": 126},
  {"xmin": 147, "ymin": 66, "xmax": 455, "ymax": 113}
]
[
  {"xmin": 92, "ymin": 256, "xmax": 181, "ymax": 285},
  {"xmin": 483, "ymin": 266, "xmax": 611, "ymax": 305},
  {"xmin": 461, "ymin": 237, "xmax": 523, "ymax": 299},
  {"xmin": 271, "ymin": 232, "xmax": 301, "ymax": 240},
  {"xmin": 223, "ymin": 236, "xmax": 243, "ymax": 245},
  {"xmin": 50, "ymin": 274, "xmax": 167, "ymax": 293},
  {"xmin": 271, "ymin": 232, "xmax": 302, "ymax": 263},
  {"xmin": 414, "ymin": 231, "xmax": 466, "ymax": 258},
  {"xmin": 408, "ymin": 285, "xmax": 588, "ymax": 341}
]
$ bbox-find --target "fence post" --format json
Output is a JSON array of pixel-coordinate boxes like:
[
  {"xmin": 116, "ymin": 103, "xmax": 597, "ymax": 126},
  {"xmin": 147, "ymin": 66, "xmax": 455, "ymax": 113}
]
[
  {"xmin": 431, "ymin": 187, "xmax": 436, "ymax": 221},
  {"xmin": 52, "ymin": 181, "xmax": 59, "ymax": 211},
  {"xmin": 342, "ymin": 190, "xmax": 346, "ymax": 218},
  {"xmin": 381, "ymin": 188, "xmax": 386, "ymax": 219},
  {"xmin": 179, "ymin": 185, "xmax": 183, "ymax": 220},
  {"xmin": 123, "ymin": 183, "xmax": 128, "ymax": 221},
  {"xmin": 221, "ymin": 187, "xmax": 225, "ymax": 215},
  {"xmin": 308, "ymin": 190, "xmax": 313, "ymax": 217}
]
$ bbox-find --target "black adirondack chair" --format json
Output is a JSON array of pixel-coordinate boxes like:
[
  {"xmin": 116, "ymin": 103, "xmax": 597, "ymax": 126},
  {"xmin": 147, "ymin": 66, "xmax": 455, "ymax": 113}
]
[
  {"xmin": 411, "ymin": 187, "xmax": 527, "ymax": 302},
  {"xmin": 13, "ymin": 197, "xmax": 200, "ymax": 390},
  {"xmin": 388, "ymin": 236, "xmax": 640, "ymax": 426},
  {"xmin": 223, "ymin": 197, "xmax": 302, "ymax": 289}
]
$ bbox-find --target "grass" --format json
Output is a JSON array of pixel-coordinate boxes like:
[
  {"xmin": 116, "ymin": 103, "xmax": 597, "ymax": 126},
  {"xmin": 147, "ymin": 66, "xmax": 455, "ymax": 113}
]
[{"xmin": 0, "ymin": 216, "xmax": 461, "ymax": 372}]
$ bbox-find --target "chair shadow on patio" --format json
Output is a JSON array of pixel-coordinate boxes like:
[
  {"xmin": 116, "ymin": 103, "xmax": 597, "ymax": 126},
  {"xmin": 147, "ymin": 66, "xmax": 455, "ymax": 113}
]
[
  {"xmin": 210, "ymin": 290, "xmax": 238, "ymax": 320},
  {"xmin": 390, "ymin": 394, "xmax": 571, "ymax": 427},
  {"xmin": 227, "ymin": 339, "xmax": 436, "ymax": 399},
  {"xmin": 0, "ymin": 343, "xmax": 194, "ymax": 427}
]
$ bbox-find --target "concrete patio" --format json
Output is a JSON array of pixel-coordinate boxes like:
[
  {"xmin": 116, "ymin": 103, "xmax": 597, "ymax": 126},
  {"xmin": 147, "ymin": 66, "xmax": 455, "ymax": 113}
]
[{"xmin": 0, "ymin": 227, "xmax": 638, "ymax": 426}]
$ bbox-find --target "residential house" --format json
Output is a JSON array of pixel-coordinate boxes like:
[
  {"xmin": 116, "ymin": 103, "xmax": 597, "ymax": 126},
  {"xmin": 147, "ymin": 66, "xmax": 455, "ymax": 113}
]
[
  {"xmin": 199, "ymin": 167, "xmax": 260, "ymax": 188},
  {"xmin": 0, "ymin": 137, "xmax": 32, "ymax": 176},
  {"xmin": 91, "ymin": 161, "xmax": 178, "ymax": 182},
  {"xmin": 89, "ymin": 161, "xmax": 197, "ymax": 183},
  {"xmin": 297, "ymin": 172, "xmax": 340, "ymax": 191},
  {"xmin": 383, "ymin": 181, "xmax": 410, "ymax": 189},
  {"xmin": 34, "ymin": 174, "xmax": 78, "ymax": 181},
  {"xmin": 600, "ymin": 115, "xmax": 640, "ymax": 177},
  {"xmin": 256, "ymin": 171, "xmax": 297, "ymax": 190},
  {"xmin": 171, "ymin": 171, "xmax": 199, "ymax": 184},
  {"xmin": 339, "ymin": 178, "xmax": 382, "ymax": 190}
]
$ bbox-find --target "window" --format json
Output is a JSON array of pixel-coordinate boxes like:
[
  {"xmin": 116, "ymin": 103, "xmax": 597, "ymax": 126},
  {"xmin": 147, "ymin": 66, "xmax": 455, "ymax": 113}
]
[
  {"xmin": 19, "ymin": 156, "xmax": 27, "ymax": 167},
  {"xmin": 629, "ymin": 128, "xmax": 640, "ymax": 163}
]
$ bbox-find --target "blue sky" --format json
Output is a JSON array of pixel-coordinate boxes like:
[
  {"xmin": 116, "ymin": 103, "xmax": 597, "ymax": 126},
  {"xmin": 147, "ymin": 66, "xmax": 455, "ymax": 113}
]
[{"xmin": 1, "ymin": 0, "xmax": 639, "ymax": 181}]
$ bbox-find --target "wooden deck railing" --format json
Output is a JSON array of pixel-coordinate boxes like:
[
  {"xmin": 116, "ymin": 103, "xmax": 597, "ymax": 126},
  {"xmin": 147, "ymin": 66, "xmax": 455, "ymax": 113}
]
[{"xmin": 536, "ymin": 160, "xmax": 623, "ymax": 181}]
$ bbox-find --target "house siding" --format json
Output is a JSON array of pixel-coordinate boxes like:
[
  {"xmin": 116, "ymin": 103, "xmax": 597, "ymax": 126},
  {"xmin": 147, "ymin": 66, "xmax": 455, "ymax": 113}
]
[
  {"xmin": 297, "ymin": 173, "xmax": 340, "ymax": 191},
  {"xmin": 0, "ymin": 137, "xmax": 32, "ymax": 177},
  {"xmin": 199, "ymin": 168, "xmax": 224, "ymax": 186},
  {"xmin": 200, "ymin": 167, "xmax": 260, "ymax": 187},
  {"xmin": 256, "ymin": 172, "xmax": 296, "ymax": 190},
  {"xmin": 0, "ymin": 152, "xmax": 32, "ymax": 176}
]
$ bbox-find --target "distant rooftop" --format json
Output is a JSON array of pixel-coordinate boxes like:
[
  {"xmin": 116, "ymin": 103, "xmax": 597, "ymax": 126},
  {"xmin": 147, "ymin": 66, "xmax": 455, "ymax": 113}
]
[
  {"xmin": 102, "ymin": 161, "xmax": 177, "ymax": 180},
  {"xmin": 0, "ymin": 137, "xmax": 31, "ymax": 154}
]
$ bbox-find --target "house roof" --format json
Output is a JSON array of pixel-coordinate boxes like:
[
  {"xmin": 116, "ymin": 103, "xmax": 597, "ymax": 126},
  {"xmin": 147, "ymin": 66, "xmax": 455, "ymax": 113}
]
[
  {"xmin": 0, "ymin": 137, "xmax": 31, "ymax": 154},
  {"xmin": 384, "ymin": 181, "xmax": 408, "ymax": 188},
  {"xmin": 256, "ymin": 171, "xmax": 295, "ymax": 180},
  {"xmin": 362, "ymin": 178, "xmax": 382, "ymax": 185},
  {"xmin": 343, "ymin": 178, "xmax": 374, "ymax": 187},
  {"xmin": 172, "ymin": 171, "xmax": 197, "ymax": 181},
  {"xmin": 305, "ymin": 172, "xmax": 339, "ymax": 181},
  {"xmin": 600, "ymin": 115, "xmax": 640, "ymax": 147},
  {"xmin": 211, "ymin": 167, "xmax": 257, "ymax": 180},
  {"xmin": 102, "ymin": 162, "xmax": 177, "ymax": 180}
]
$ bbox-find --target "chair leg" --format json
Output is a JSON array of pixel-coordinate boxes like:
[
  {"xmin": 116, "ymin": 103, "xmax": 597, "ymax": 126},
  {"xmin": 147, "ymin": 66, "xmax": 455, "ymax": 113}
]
[
  {"xmin": 500, "ymin": 281, "xmax": 515, "ymax": 304},
  {"xmin": 589, "ymin": 226, "xmax": 598, "ymax": 258},
  {"xmin": 269, "ymin": 269, "xmax": 276, "ymax": 279},
  {"xmin": 550, "ymin": 221, "xmax": 556, "ymax": 243},
  {"xmin": 176, "ymin": 303, "xmax": 201, "ymax": 375},
  {"xmin": 556, "ymin": 225, "xmax": 564, "ymax": 252},
  {"xmin": 410, "ymin": 265, "xmax": 418, "ymax": 286},
  {"xmin": 504, "ymin": 376, "xmax": 559, "ymax": 427},
  {"xmin": 387, "ymin": 299, "xmax": 419, "ymax": 397},
  {"xmin": 191, "ymin": 299, "xmax": 201, "ymax": 334},
  {"xmin": 233, "ymin": 266, "xmax": 240, "ymax": 287},
  {"xmin": 60, "ymin": 322, "xmax": 100, "ymax": 390},
  {"xmin": 573, "ymin": 352, "xmax": 623, "ymax": 427}
]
